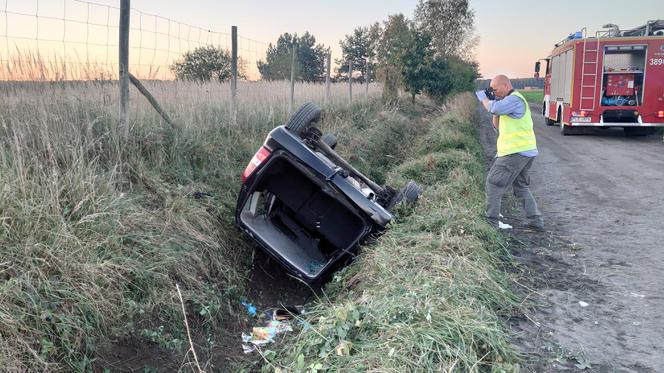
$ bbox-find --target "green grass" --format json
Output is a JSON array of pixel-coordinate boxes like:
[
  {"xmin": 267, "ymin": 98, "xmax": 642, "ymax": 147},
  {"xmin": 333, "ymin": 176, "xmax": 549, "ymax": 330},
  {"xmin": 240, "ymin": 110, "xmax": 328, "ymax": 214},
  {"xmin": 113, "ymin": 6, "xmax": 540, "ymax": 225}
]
[
  {"xmin": 0, "ymin": 79, "xmax": 383, "ymax": 371},
  {"xmin": 1, "ymin": 76, "xmax": 524, "ymax": 371},
  {"xmin": 519, "ymin": 89, "xmax": 543, "ymax": 104},
  {"xmin": 249, "ymin": 94, "xmax": 523, "ymax": 372}
]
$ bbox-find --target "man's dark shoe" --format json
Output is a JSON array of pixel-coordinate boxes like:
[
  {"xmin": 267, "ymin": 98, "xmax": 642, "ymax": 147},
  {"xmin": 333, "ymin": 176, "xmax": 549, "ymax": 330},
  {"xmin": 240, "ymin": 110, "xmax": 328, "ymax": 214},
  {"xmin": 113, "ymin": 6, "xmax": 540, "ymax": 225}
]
[
  {"xmin": 485, "ymin": 217, "xmax": 500, "ymax": 228},
  {"xmin": 521, "ymin": 221, "xmax": 545, "ymax": 232}
]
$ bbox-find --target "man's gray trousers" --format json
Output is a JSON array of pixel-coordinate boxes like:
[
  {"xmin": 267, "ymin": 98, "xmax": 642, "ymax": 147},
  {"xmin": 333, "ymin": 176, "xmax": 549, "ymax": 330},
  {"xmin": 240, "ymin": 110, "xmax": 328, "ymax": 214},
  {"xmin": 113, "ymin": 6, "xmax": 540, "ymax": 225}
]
[{"xmin": 485, "ymin": 153, "xmax": 543, "ymax": 225}]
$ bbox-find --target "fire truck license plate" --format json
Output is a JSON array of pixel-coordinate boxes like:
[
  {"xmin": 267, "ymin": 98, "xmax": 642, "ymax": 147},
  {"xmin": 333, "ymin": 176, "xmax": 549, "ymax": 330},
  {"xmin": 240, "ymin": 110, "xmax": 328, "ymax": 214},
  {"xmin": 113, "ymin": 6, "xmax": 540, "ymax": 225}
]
[{"xmin": 571, "ymin": 117, "xmax": 592, "ymax": 123}]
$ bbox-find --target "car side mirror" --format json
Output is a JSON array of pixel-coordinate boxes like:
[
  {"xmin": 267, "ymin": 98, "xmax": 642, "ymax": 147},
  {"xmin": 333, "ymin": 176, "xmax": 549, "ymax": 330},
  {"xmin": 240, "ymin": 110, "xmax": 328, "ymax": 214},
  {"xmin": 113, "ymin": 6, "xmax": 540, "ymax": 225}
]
[{"xmin": 534, "ymin": 61, "xmax": 541, "ymax": 78}]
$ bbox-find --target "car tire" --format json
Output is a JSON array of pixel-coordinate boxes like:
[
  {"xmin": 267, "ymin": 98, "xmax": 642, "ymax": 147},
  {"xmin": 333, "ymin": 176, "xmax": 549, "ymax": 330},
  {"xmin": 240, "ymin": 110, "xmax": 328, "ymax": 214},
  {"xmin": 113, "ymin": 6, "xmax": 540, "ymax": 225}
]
[
  {"xmin": 285, "ymin": 102, "xmax": 322, "ymax": 136},
  {"xmin": 387, "ymin": 181, "xmax": 423, "ymax": 210},
  {"xmin": 403, "ymin": 181, "xmax": 423, "ymax": 204},
  {"xmin": 321, "ymin": 133, "xmax": 337, "ymax": 149}
]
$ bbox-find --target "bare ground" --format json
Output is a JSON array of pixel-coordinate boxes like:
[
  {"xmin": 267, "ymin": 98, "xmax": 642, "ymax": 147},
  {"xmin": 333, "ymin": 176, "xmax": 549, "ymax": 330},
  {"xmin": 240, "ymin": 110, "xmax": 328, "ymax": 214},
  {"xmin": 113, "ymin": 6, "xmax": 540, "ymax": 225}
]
[
  {"xmin": 478, "ymin": 106, "xmax": 664, "ymax": 372},
  {"xmin": 94, "ymin": 248, "xmax": 314, "ymax": 372}
]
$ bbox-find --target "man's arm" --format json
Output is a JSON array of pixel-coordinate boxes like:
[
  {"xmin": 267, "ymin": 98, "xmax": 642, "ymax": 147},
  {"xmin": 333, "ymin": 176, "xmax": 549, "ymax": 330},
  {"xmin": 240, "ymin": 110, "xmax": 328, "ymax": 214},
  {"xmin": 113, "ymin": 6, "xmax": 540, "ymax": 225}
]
[
  {"xmin": 475, "ymin": 90, "xmax": 525, "ymax": 117},
  {"xmin": 487, "ymin": 95, "xmax": 525, "ymax": 117},
  {"xmin": 481, "ymin": 97, "xmax": 492, "ymax": 112},
  {"xmin": 492, "ymin": 115, "xmax": 500, "ymax": 129},
  {"xmin": 475, "ymin": 90, "xmax": 493, "ymax": 112}
]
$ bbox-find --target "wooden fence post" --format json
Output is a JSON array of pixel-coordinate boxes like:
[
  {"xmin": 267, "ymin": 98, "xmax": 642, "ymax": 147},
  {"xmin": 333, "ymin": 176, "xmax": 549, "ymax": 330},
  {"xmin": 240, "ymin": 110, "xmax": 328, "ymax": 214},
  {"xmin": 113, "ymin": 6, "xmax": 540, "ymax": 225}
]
[
  {"xmin": 324, "ymin": 50, "xmax": 331, "ymax": 106},
  {"xmin": 365, "ymin": 59, "xmax": 369, "ymax": 96},
  {"xmin": 118, "ymin": 0, "xmax": 130, "ymax": 142},
  {"xmin": 289, "ymin": 44, "xmax": 297, "ymax": 114},
  {"xmin": 348, "ymin": 60, "xmax": 353, "ymax": 104},
  {"xmin": 230, "ymin": 25, "xmax": 238, "ymax": 125}
]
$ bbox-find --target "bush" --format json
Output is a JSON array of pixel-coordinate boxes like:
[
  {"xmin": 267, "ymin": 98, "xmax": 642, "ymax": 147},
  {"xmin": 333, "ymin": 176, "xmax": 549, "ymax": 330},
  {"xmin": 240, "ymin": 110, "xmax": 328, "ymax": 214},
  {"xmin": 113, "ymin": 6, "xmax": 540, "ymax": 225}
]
[{"xmin": 171, "ymin": 45, "xmax": 247, "ymax": 82}]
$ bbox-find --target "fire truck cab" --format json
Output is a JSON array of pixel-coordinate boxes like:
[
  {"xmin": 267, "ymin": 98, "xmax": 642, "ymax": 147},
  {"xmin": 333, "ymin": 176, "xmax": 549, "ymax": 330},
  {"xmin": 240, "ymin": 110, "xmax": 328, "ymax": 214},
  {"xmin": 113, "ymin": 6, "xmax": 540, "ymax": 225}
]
[{"xmin": 536, "ymin": 20, "xmax": 664, "ymax": 135}]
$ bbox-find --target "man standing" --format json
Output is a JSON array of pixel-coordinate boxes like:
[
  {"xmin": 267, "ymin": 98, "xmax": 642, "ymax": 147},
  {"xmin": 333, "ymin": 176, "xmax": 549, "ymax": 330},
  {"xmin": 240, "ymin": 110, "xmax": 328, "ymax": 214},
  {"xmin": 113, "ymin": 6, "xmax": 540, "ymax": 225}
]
[{"xmin": 476, "ymin": 75, "xmax": 544, "ymax": 231}]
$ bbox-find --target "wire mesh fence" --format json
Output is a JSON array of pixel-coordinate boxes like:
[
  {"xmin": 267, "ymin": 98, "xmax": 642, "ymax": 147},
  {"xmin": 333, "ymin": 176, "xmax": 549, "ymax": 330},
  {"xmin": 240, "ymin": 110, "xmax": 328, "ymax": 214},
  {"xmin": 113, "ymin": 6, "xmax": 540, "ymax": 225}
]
[
  {"xmin": 0, "ymin": 0, "xmax": 270, "ymax": 81},
  {"xmin": 0, "ymin": 0, "xmax": 381, "ymax": 137}
]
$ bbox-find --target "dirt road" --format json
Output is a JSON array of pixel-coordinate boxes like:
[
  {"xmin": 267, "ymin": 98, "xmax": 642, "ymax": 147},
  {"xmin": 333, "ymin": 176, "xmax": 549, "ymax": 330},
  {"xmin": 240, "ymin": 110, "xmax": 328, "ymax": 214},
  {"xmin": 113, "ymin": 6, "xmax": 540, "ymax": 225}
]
[{"xmin": 479, "ymin": 106, "xmax": 664, "ymax": 372}]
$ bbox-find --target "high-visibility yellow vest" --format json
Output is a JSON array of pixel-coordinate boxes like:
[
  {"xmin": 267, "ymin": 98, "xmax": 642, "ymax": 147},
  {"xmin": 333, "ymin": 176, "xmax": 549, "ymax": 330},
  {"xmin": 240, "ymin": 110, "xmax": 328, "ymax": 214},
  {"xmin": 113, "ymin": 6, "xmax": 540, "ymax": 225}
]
[{"xmin": 496, "ymin": 91, "xmax": 537, "ymax": 157}]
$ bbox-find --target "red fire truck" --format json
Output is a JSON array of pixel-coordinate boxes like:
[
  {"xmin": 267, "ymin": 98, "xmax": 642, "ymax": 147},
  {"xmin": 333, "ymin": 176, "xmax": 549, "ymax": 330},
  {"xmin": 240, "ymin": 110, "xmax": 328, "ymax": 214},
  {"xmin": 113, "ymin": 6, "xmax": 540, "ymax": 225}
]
[{"xmin": 535, "ymin": 20, "xmax": 664, "ymax": 135}]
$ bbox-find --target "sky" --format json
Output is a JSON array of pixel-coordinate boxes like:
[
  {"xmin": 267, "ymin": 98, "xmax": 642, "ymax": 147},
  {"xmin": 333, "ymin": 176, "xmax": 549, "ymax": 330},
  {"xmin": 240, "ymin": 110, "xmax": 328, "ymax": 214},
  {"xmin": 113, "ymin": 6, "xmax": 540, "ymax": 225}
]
[{"xmin": 0, "ymin": 0, "xmax": 661, "ymax": 79}]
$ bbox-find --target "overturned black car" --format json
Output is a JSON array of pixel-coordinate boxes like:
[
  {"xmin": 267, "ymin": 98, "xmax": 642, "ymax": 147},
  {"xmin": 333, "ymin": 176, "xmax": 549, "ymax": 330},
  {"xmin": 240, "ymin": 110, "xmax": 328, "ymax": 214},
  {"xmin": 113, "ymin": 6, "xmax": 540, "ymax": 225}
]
[{"xmin": 235, "ymin": 103, "xmax": 422, "ymax": 283}]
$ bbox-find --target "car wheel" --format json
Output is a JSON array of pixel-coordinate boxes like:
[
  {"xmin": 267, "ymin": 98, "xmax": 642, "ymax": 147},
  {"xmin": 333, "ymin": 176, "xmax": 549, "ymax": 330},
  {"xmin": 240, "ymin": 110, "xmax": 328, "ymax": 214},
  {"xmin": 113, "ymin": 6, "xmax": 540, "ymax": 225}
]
[
  {"xmin": 285, "ymin": 102, "xmax": 322, "ymax": 136},
  {"xmin": 386, "ymin": 180, "xmax": 423, "ymax": 210},
  {"xmin": 402, "ymin": 180, "xmax": 422, "ymax": 203},
  {"xmin": 321, "ymin": 133, "xmax": 337, "ymax": 150}
]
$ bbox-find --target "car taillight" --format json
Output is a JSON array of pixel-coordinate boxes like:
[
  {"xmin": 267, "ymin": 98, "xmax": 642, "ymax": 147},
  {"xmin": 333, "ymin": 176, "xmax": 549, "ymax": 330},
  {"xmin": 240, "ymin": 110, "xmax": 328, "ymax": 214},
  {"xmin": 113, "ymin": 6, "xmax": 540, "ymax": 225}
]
[
  {"xmin": 658, "ymin": 111, "xmax": 664, "ymax": 118},
  {"xmin": 242, "ymin": 146, "xmax": 271, "ymax": 183},
  {"xmin": 580, "ymin": 111, "xmax": 587, "ymax": 117}
]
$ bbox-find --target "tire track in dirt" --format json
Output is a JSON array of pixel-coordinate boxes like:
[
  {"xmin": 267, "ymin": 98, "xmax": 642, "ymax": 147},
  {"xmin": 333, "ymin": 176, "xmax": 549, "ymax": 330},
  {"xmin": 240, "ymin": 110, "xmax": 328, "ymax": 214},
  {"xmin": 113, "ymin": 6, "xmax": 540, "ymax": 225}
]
[{"xmin": 479, "ymin": 105, "xmax": 664, "ymax": 372}]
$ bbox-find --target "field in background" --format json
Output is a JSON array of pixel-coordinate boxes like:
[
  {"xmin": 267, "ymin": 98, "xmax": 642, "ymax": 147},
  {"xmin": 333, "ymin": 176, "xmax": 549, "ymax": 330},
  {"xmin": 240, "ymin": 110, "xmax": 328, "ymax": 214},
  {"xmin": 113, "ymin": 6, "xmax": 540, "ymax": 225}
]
[{"xmin": 520, "ymin": 89, "xmax": 544, "ymax": 104}]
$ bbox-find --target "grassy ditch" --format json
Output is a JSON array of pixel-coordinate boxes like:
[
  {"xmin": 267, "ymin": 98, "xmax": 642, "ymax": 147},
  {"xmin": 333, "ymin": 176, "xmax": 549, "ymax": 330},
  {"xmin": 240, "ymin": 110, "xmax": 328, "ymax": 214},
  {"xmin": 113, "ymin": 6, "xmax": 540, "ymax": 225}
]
[
  {"xmin": 252, "ymin": 93, "xmax": 522, "ymax": 372},
  {"xmin": 0, "ymin": 79, "xmax": 383, "ymax": 371}
]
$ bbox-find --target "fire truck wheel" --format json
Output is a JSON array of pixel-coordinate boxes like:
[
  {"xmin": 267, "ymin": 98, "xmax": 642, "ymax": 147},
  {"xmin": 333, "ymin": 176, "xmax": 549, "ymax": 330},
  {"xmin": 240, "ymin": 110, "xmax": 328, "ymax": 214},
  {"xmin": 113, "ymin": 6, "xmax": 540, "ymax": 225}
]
[
  {"xmin": 560, "ymin": 122, "xmax": 574, "ymax": 136},
  {"xmin": 545, "ymin": 117, "xmax": 556, "ymax": 126}
]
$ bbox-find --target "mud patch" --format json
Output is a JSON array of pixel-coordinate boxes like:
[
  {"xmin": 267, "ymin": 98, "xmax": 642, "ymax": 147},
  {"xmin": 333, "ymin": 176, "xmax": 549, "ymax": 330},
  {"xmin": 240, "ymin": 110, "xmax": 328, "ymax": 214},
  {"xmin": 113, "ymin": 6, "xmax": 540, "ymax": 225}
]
[
  {"xmin": 94, "ymin": 249, "xmax": 315, "ymax": 372},
  {"xmin": 95, "ymin": 312, "xmax": 248, "ymax": 372},
  {"xmin": 246, "ymin": 249, "xmax": 314, "ymax": 309}
]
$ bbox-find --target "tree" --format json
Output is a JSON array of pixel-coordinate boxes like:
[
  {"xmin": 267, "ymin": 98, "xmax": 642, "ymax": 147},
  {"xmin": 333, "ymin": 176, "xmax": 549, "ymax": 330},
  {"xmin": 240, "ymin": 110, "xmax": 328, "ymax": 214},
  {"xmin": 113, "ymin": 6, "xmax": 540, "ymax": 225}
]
[
  {"xmin": 337, "ymin": 24, "xmax": 381, "ymax": 82},
  {"xmin": 170, "ymin": 46, "xmax": 246, "ymax": 82},
  {"xmin": 401, "ymin": 29, "xmax": 435, "ymax": 102},
  {"xmin": 257, "ymin": 32, "xmax": 327, "ymax": 82},
  {"xmin": 369, "ymin": 11, "xmax": 479, "ymax": 103},
  {"xmin": 376, "ymin": 14, "xmax": 413, "ymax": 101},
  {"xmin": 444, "ymin": 56, "xmax": 479, "ymax": 92},
  {"xmin": 422, "ymin": 55, "xmax": 478, "ymax": 100},
  {"xmin": 414, "ymin": 0, "xmax": 477, "ymax": 60}
]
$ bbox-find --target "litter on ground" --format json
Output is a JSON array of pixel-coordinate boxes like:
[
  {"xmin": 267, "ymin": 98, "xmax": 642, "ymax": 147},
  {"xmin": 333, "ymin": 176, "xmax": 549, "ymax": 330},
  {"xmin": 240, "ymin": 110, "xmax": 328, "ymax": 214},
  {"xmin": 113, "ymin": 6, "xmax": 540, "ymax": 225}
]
[
  {"xmin": 242, "ymin": 320, "xmax": 293, "ymax": 353},
  {"xmin": 241, "ymin": 305, "xmax": 304, "ymax": 353},
  {"xmin": 241, "ymin": 301, "xmax": 257, "ymax": 316}
]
